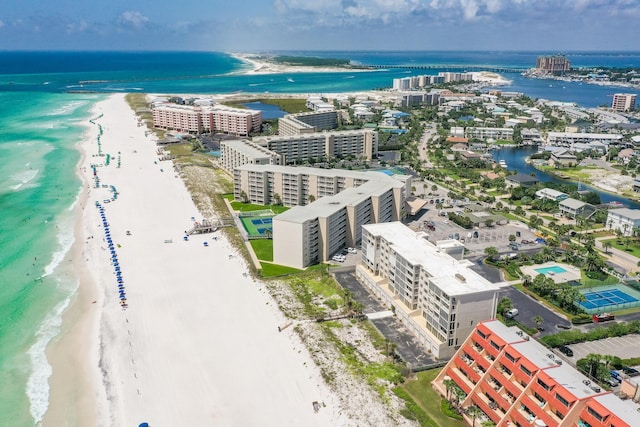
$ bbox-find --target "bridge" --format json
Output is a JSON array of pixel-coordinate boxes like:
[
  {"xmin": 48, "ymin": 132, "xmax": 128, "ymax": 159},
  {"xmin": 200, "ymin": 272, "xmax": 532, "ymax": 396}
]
[
  {"xmin": 370, "ymin": 64, "xmax": 527, "ymax": 73},
  {"xmin": 187, "ymin": 217, "xmax": 234, "ymax": 235}
]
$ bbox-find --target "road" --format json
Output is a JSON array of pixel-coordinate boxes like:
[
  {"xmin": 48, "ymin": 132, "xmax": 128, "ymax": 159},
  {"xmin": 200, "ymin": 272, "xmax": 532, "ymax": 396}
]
[{"xmin": 498, "ymin": 287, "xmax": 572, "ymax": 336}]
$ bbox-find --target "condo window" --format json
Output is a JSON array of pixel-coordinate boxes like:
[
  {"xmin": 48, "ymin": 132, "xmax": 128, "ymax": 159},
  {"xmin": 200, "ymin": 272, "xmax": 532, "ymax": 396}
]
[
  {"xmin": 537, "ymin": 378, "xmax": 550, "ymax": 391},
  {"xmin": 490, "ymin": 340, "xmax": 500, "ymax": 351},
  {"xmin": 586, "ymin": 407, "xmax": 603, "ymax": 421},
  {"xmin": 520, "ymin": 365, "xmax": 532, "ymax": 376},
  {"xmin": 505, "ymin": 352, "xmax": 515, "ymax": 363},
  {"xmin": 555, "ymin": 393, "xmax": 570, "ymax": 407},
  {"xmin": 477, "ymin": 330, "xmax": 486, "ymax": 339}
]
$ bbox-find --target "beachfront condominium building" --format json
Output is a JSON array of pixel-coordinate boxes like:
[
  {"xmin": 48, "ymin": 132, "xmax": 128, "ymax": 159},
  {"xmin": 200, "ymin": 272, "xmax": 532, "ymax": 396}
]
[
  {"xmin": 612, "ymin": 93, "xmax": 637, "ymax": 112},
  {"xmin": 233, "ymin": 165, "xmax": 410, "ymax": 268},
  {"xmin": 257, "ymin": 129, "xmax": 377, "ymax": 163},
  {"xmin": 535, "ymin": 55, "xmax": 571, "ymax": 75},
  {"xmin": 607, "ymin": 208, "xmax": 640, "ymax": 236},
  {"xmin": 278, "ymin": 111, "xmax": 339, "ymax": 136},
  {"xmin": 355, "ymin": 222, "xmax": 498, "ymax": 359},
  {"xmin": 433, "ymin": 320, "xmax": 639, "ymax": 427},
  {"xmin": 151, "ymin": 103, "xmax": 262, "ymax": 136},
  {"xmin": 219, "ymin": 129, "xmax": 377, "ymax": 174},
  {"xmin": 219, "ymin": 139, "xmax": 281, "ymax": 173}
]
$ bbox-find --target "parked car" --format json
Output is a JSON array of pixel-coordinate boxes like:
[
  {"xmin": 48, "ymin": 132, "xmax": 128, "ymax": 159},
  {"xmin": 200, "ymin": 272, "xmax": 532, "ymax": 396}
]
[
  {"xmin": 505, "ymin": 308, "xmax": 519, "ymax": 319},
  {"xmin": 347, "ymin": 247, "xmax": 357, "ymax": 254},
  {"xmin": 521, "ymin": 239, "xmax": 532, "ymax": 244},
  {"xmin": 606, "ymin": 378, "xmax": 620, "ymax": 387},
  {"xmin": 558, "ymin": 345, "xmax": 573, "ymax": 357},
  {"xmin": 622, "ymin": 367, "xmax": 640, "ymax": 377},
  {"xmin": 610, "ymin": 370, "xmax": 622, "ymax": 381},
  {"xmin": 331, "ymin": 254, "xmax": 345, "ymax": 262}
]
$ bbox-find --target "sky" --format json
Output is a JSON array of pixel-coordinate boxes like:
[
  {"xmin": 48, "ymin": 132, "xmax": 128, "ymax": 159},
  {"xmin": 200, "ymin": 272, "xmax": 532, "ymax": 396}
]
[{"xmin": 1, "ymin": 0, "xmax": 639, "ymax": 51}]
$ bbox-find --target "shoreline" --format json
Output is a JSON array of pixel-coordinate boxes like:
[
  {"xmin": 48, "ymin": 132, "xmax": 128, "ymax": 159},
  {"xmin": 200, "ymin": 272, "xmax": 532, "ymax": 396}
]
[
  {"xmin": 42, "ymin": 104, "xmax": 105, "ymax": 426},
  {"xmin": 230, "ymin": 52, "xmax": 377, "ymax": 75},
  {"xmin": 44, "ymin": 93, "xmax": 350, "ymax": 426}
]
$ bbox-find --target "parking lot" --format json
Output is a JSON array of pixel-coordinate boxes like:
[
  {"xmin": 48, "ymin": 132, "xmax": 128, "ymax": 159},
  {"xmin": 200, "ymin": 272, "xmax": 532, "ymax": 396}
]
[
  {"xmin": 333, "ymin": 271, "xmax": 438, "ymax": 368},
  {"xmin": 560, "ymin": 335, "xmax": 640, "ymax": 363},
  {"xmin": 407, "ymin": 207, "xmax": 542, "ymax": 257},
  {"xmin": 498, "ymin": 287, "xmax": 572, "ymax": 336}
]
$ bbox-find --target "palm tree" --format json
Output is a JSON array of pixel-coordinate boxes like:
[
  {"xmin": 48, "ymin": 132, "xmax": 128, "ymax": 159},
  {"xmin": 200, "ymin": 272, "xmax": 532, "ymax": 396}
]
[
  {"xmin": 466, "ymin": 405, "xmax": 483, "ymax": 427},
  {"xmin": 603, "ymin": 241, "xmax": 612, "ymax": 254},
  {"xmin": 443, "ymin": 378, "xmax": 456, "ymax": 403},
  {"xmin": 484, "ymin": 246, "xmax": 499, "ymax": 262},
  {"xmin": 533, "ymin": 315, "xmax": 544, "ymax": 330},
  {"xmin": 584, "ymin": 353, "xmax": 603, "ymax": 379}
]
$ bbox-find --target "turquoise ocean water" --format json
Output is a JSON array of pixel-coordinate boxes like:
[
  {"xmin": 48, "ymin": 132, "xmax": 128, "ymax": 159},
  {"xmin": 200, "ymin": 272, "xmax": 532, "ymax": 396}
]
[{"xmin": 0, "ymin": 50, "xmax": 639, "ymax": 426}]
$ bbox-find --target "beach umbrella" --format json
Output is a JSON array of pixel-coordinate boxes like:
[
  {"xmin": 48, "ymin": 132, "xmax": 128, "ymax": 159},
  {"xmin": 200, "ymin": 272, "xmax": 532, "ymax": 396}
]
[{"xmin": 139, "ymin": 423, "xmax": 150, "ymax": 427}]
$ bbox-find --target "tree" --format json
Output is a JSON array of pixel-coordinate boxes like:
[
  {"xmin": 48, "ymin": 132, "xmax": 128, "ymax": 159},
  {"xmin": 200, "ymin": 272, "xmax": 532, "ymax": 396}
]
[
  {"xmin": 308, "ymin": 194, "xmax": 316, "ymax": 203},
  {"xmin": 272, "ymin": 193, "xmax": 282, "ymax": 205},
  {"xmin": 497, "ymin": 297, "xmax": 514, "ymax": 316},
  {"xmin": 603, "ymin": 241, "xmax": 612, "ymax": 254},
  {"xmin": 485, "ymin": 219, "xmax": 494, "ymax": 228},
  {"xmin": 508, "ymin": 234, "xmax": 516, "ymax": 243},
  {"xmin": 556, "ymin": 286, "xmax": 585, "ymax": 311},
  {"xmin": 466, "ymin": 405, "xmax": 483, "ymax": 427},
  {"xmin": 443, "ymin": 378, "xmax": 456, "ymax": 403},
  {"xmin": 484, "ymin": 246, "xmax": 499, "ymax": 262},
  {"xmin": 514, "ymin": 206, "xmax": 525, "ymax": 217},
  {"xmin": 533, "ymin": 315, "xmax": 544, "ymax": 330}
]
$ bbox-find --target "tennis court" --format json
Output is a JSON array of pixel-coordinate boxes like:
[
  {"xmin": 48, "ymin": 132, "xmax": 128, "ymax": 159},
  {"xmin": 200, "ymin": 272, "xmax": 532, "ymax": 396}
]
[
  {"xmin": 579, "ymin": 284, "xmax": 640, "ymax": 313},
  {"xmin": 239, "ymin": 211, "xmax": 274, "ymax": 238}
]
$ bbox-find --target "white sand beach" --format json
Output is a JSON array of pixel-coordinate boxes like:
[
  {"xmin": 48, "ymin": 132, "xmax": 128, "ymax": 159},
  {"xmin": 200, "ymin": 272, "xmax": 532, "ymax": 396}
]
[
  {"xmin": 231, "ymin": 53, "xmax": 370, "ymax": 75},
  {"xmin": 46, "ymin": 94, "xmax": 356, "ymax": 426}
]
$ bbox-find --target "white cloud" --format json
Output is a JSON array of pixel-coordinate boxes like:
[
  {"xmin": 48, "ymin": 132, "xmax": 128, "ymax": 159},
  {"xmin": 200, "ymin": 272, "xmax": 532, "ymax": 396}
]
[{"xmin": 117, "ymin": 11, "xmax": 149, "ymax": 30}]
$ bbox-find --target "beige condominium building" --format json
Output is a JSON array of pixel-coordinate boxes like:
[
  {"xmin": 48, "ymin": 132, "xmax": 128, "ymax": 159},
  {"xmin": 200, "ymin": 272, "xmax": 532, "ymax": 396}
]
[
  {"xmin": 278, "ymin": 110, "xmax": 339, "ymax": 136},
  {"xmin": 233, "ymin": 165, "xmax": 410, "ymax": 268},
  {"xmin": 220, "ymin": 129, "xmax": 377, "ymax": 174},
  {"xmin": 151, "ymin": 103, "xmax": 262, "ymax": 136},
  {"xmin": 355, "ymin": 222, "xmax": 498, "ymax": 360},
  {"xmin": 220, "ymin": 139, "xmax": 281, "ymax": 174},
  {"xmin": 611, "ymin": 93, "xmax": 637, "ymax": 112}
]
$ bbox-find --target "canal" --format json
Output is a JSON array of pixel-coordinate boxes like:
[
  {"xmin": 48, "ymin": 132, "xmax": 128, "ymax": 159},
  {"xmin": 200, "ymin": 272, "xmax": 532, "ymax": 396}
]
[{"xmin": 489, "ymin": 146, "xmax": 640, "ymax": 209}]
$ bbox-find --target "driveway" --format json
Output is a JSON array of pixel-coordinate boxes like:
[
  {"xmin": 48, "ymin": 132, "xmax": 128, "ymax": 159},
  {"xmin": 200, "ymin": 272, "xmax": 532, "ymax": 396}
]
[
  {"xmin": 498, "ymin": 287, "xmax": 572, "ymax": 336},
  {"xmin": 333, "ymin": 272, "xmax": 438, "ymax": 367}
]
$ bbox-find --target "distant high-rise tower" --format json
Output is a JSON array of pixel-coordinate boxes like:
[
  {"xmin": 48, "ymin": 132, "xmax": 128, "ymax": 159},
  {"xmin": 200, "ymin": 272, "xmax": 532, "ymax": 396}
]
[
  {"xmin": 535, "ymin": 55, "xmax": 571, "ymax": 75},
  {"xmin": 612, "ymin": 93, "xmax": 637, "ymax": 112}
]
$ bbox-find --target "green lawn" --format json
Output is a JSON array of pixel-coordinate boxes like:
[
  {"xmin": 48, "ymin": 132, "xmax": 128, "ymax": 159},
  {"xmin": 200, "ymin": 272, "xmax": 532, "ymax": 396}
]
[
  {"xmin": 260, "ymin": 262, "xmax": 302, "ymax": 277},
  {"xmin": 250, "ymin": 239, "xmax": 273, "ymax": 261},
  {"xmin": 397, "ymin": 368, "xmax": 466, "ymax": 427},
  {"xmin": 602, "ymin": 238, "xmax": 640, "ymax": 259},
  {"xmin": 230, "ymin": 200, "xmax": 289, "ymax": 214}
]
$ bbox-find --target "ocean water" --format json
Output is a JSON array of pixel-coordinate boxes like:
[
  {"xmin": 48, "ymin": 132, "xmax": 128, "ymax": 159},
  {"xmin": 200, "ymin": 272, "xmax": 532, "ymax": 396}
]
[
  {"xmin": 0, "ymin": 91, "xmax": 101, "ymax": 426},
  {"xmin": 0, "ymin": 50, "xmax": 639, "ymax": 425}
]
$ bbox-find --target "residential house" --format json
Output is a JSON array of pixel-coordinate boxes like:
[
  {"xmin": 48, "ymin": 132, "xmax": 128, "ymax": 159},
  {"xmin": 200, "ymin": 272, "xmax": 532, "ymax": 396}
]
[
  {"xmin": 550, "ymin": 149, "xmax": 578, "ymax": 167},
  {"xmin": 558, "ymin": 198, "xmax": 596, "ymax": 218},
  {"xmin": 607, "ymin": 208, "xmax": 640, "ymax": 236}
]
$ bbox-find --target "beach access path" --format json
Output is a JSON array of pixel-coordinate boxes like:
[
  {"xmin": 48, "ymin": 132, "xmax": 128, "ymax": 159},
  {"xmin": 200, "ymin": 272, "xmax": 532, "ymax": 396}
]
[{"xmin": 75, "ymin": 94, "xmax": 347, "ymax": 426}]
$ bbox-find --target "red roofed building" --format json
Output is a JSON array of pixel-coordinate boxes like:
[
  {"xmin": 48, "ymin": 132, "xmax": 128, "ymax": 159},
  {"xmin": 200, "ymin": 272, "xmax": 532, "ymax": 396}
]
[{"xmin": 433, "ymin": 320, "xmax": 639, "ymax": 426}]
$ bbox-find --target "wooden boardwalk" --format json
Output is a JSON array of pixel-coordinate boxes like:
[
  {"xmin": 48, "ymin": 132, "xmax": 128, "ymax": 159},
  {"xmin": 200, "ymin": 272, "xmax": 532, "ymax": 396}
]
[{"xmin": 186, "ymin": 218, "xmax": 234, "ymax": 235}]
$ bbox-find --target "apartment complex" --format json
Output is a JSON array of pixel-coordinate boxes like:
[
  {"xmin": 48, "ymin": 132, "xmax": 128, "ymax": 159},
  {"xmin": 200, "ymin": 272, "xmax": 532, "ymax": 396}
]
[
  {"xmin": 607, "ymin": 208, "xmax": 640, "ymax": 236},
  {"xmin": 152, "ymin": 103, "xmax": 262, "ymax": 136},
  {"xmin": 547, "ymin": 132, "xmax": 623, "ymax": 147},
  {"xmin": 612, "ymin": 93, "xmax": 637, "ymax": 112},
  {"xmin": 219, "ymin": 139, "xmax": 281, "ymax": 173},
  {"xmin": 433, "ymin": 320, "xmax": 639, "ymax": 427},
  {"xmin": 536, "ymin": 55, "xmax": 571, "ymax": 75},
  {"xmin": 355, "ymin": 222, "xmax": 498, "ymax": 359},
  {"xmin": 391, "ymin": 72, "xmax": 471, "ymax": 91},
  {"xmin": 278, "ymin": 110, "xmax": 339, "ymax": 136},
  {"xmin": 464, "ymin": 127, "xmax": 514, "ymax": 141},
  {"xmin": 233, "ymin": 165, "xmax": 409, "ymax": 268}
]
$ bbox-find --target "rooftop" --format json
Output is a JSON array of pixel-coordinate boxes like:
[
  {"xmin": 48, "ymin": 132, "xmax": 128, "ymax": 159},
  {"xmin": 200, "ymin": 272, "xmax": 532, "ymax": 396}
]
[
  {"xmin": 363, "ymin": 222, "xmax": 497, "ymax": 296},
  {"xmin": 609, "ymin": 208, "xmax": 640, "ymax": 220}
]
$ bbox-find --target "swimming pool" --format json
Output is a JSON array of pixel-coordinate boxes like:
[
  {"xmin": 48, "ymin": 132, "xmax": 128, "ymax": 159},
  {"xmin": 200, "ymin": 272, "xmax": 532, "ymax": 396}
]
[{"xmin": 535, "ymin": 265, "xmax": 568, "ymax": 275}]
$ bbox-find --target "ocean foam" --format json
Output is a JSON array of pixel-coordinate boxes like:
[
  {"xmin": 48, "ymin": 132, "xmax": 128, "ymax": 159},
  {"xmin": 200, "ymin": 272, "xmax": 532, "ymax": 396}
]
[
  {"xmin": 25, "ymin": 292, "xmax": 73, "ymax": 425},
  {"xmin": 41, "ymin": 214, "xmax": 76, "ymax": 279},
  {"xmin": 9, "ymin": 169, "xmax": 39, "ymax": 191}
]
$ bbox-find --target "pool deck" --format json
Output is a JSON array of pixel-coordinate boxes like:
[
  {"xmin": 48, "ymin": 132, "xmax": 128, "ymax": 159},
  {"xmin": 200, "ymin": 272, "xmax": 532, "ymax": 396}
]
[{"xmin": 521, "ymin": 262, "xmax": 581, "ymax": 284}]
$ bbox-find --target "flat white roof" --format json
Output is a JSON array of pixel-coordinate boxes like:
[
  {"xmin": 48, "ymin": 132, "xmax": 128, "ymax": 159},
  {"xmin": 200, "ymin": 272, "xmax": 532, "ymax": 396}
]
[
  {"xmin": 593, "ymin": 393, "xmax": 640, "ymax": 425},
  {"xmin": 544, "ymin": 364, "xmax": 604, "ymax": 400},
  {"xmin": 482, "ymin": 320, "xmax": 527, "ymax": 344},
  {"xmin": 560, "ymin": 198, "xmax": 589, "ymax": 209},
  {"xmin": 363, "ymin": 222, "xmax": 497, "ymax": 296},
  {"xmin": 222, "ymin": 140, "xmax": 276, "ymax": 159},
  {"xmin": 609, "ymin": 208, "xmax": 640, "ymax": 220}
]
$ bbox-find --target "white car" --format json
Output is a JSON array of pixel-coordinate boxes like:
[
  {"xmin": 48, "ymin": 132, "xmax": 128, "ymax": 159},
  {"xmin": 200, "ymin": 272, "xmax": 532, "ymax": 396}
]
[
  {"xmin": 347, "ymin": 247, "xmax": 357, "ymax": 254},
  {"xmin": 331, "ymin": 254, "xmax": 345, "ymax": 262}
]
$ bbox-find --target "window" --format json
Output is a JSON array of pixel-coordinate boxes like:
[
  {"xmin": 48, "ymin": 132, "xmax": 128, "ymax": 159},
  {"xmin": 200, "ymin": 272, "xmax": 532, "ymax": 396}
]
[
  {"xmin": 520, "ymin": 365, "xmax": 532, "ymax": 376},
  {"xmin": 587, "ymin": 407, "xmax": 603, "ymax": 421},
  {"xmin": 556, "ymin": 393, "xmax": 570, "ymax": 407},
  {"xmin": 505, "ymin": 352, "xmax": 515, "ymax": 363},
  {"xmin": 490, "ymin": 340, "xmax": 500, "ymax": 350},
  {"xmin": 537, "ymin": 378, "xmax": 550, "ymax": 391},
  {"xmin": 477, "ymin": 330, "xmax": 486, "ymax": 339}
]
